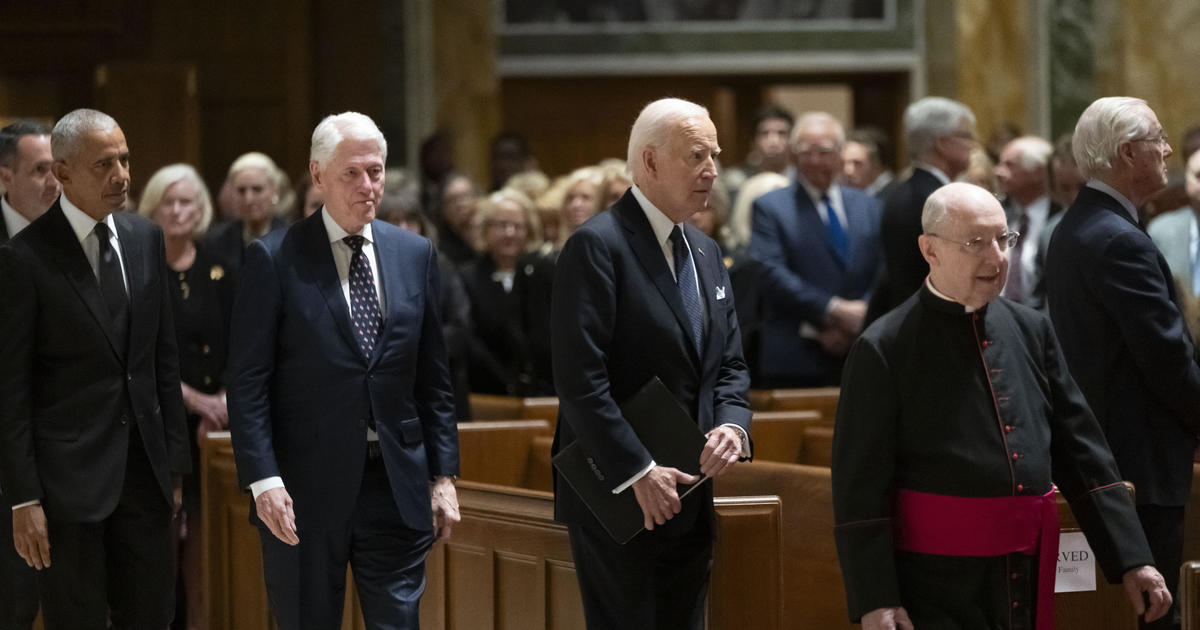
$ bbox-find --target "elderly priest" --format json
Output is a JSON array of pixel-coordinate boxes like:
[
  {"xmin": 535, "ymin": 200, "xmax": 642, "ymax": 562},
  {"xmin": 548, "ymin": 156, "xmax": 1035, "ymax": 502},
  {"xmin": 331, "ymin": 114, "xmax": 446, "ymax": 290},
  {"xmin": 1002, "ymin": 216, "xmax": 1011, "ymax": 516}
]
[{"xmin": 831, "ymin": 182, "xmax": 1170, "ymax": 630}]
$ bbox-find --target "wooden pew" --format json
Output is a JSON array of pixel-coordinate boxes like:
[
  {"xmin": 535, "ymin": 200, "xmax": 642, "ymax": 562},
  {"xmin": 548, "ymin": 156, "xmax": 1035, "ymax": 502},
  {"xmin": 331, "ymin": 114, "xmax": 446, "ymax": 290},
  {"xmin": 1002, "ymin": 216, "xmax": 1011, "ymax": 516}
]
[
  {"xmin": 798, "ymin": 425, "xmax": 835, "ymax": 468},
  {"xmin": 748, "ymin": 387, "xmax": 840, "ymax": 422},
  {"xmin": 748, "ymin": 410, "xmax": 822, "ymax": 463},
  {"xmin": 467, "ymin": 394, "xmax": 559, "ymax": 427},
  {"xmin": 203, "ymin": 432, "xmax": 782, "ymax": 629},
  {"xmin": 1183, "ymin": 561, "xmax": 1200, "ymax": 630},
  {"xmin": 457, "ymin": 420, "xmax": 552, "ymax": 488},
  {"xmin": 424, "ymin": 481, "xmax": 783, "ymax": 629}
]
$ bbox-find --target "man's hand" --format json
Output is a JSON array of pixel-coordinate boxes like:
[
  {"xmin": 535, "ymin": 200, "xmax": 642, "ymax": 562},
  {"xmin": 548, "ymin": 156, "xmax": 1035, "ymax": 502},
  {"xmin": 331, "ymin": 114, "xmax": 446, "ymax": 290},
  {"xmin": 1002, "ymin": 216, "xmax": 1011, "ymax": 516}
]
[
  {"xmin": 828, "ymin": 297, "xmax": 867, "ymax": 335},
  {"xmin": 255, "ymin": 487, "xmax": 299, "ymax": 546},
  {"xmin": 11, "ymin": 504, "xmax": 50, "ymax": 570},
  {"xmin": 862, "ymin": 606, "xmax": 914, "ymax": 630},
  {"xmin": 631, "ymin": 466, "xmax": 699, "ymax": 530},
  {"xmin": 431, "ymin": 477, "xmax": 460, "ymax": 543},
  {"xmin": 700, "ymin": 426, "xmax": 742, "ymax": 478},
  {"xmin": 1122, "ymin": 565, "xmax": 1171, "ymax": 623},
  {"xmin": 817, "ymin": 326, "xmax": 853, "ymax": 357}
]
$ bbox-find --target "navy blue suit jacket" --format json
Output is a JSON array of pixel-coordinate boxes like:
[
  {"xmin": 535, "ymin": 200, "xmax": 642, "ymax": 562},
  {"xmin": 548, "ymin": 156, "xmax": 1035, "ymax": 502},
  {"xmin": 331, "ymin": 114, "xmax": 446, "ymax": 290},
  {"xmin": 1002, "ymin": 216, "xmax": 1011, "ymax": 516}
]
[
  {"xmin": 749, "ymin": 183, "xmax": 882, "ymax": 383},
  {"xmin": 228, "ymin": 211, "xmax": 459, "ymax": 532},
  {"xmin": 1046, "ymin": 186, "xmax": 1200, "ymax": 506},
  {"xmin": 550, "ymin": 190, "xmax": 752, "ymax": 534}
]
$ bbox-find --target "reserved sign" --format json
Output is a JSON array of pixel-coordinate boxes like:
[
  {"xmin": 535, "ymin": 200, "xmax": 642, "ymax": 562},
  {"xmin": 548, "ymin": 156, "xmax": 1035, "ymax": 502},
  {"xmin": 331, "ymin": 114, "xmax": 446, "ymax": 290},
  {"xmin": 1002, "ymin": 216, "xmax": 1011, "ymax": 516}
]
[{"xmin": 1055, "ymin": 532, "xmax": 1097, "ymax": 593}]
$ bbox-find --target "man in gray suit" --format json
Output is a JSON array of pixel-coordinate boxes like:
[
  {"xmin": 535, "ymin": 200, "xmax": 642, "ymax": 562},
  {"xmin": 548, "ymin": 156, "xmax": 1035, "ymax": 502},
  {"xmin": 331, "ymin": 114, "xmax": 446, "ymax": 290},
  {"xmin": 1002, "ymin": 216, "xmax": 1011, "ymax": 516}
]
[{"xmin": 1148, "ymin": 147, "xmax": 1200, "ymax": 337}]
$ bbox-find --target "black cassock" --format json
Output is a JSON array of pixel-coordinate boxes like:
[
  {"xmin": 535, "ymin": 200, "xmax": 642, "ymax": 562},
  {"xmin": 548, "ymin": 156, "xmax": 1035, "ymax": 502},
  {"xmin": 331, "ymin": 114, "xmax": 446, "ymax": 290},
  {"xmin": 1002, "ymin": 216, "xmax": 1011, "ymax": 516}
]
[{"xmin": 832, "ymin": 284, "xmax": 1153, "ymax": 628}]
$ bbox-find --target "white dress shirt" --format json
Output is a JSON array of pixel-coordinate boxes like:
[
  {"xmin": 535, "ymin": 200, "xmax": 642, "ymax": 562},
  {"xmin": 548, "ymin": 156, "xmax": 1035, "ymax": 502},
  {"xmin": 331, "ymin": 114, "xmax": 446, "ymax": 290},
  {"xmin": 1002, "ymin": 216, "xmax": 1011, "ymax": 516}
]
[{"xmin": 1, "ymin": 196, "xmax": 31, "ymax": 238}]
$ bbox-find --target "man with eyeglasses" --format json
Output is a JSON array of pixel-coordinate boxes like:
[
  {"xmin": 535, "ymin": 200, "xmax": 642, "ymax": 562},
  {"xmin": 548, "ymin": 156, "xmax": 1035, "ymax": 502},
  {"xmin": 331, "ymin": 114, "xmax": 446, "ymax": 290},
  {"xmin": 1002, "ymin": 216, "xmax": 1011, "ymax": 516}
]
[
  {"xmin": 833, "ymin": 182, "xmax": 1170, "ymax": 630},
  {"xmin": 749, "ymin": 111, "xmax": 882, "ymax": 387},
  {"xmin": 1047, "ymin": 96, "xmax": 1200, "ymax": 630}
]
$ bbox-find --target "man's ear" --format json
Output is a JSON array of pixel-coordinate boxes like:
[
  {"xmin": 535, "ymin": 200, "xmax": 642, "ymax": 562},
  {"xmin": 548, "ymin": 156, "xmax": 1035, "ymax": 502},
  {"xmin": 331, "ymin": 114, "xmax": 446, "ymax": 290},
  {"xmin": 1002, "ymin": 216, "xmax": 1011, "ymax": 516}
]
[
  {"xmin": 50, "ymin": 160, "xmax": 69, "ymax": 187},
  {"xmin": 641, "ymin": 147, "xmax": 657, "ymax": 180},
  {"xmin": 309, "ymin": 161, "xmax": 323, "ymax": 191},
  {"xmin": 1117, "ymin": 141, "xmax": 1136, "ymax": 167},
  {"xmin": 918, "ymin": 234, "xmax": 939, "ymax": 267},
  {"xmin": 0, "ymin": 164, "xmax": 13, "ymax": 190}
]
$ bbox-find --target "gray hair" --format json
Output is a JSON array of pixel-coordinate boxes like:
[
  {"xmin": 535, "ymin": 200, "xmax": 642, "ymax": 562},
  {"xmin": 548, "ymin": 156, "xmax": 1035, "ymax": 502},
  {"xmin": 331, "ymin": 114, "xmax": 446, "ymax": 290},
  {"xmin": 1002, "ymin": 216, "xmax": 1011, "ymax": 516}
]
[
  {"xmin": 138, "ymin": 163, "xmax": 214, "ymax": 237},
  {"xmin": 904, "ymin": 97, "xmax": 976, "ymax": 160},
  {"xmin": 627, "ymin": 98, "xmax": 710, "ymax": 183},
  {"xmin": 51, "ymin": 109, "xmax": 119, "ymax": 162},
  {"xmin": 310, "ymin": 112, "xmax": 388, "ymax": 167},
  {"xmin": 1006, "ymin": 136, "xmax": 1054, "ymax": 172},
  {"xmin": 790, "ymin": 111, "xmax": 846, "ymax": 149},
  {"xmin": 1072, "ymin": 97, "xmax": 1154, "ymax": 179}
]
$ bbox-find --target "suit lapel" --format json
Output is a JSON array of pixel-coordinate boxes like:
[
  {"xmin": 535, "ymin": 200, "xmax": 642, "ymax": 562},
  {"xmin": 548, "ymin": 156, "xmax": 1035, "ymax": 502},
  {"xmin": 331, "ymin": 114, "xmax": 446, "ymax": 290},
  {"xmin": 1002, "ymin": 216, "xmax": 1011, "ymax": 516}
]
[
  {"xmin": 367, "ymin": 221, "xmax": 398, "ymax": 368},
  {"xmin": 41, "ymin": 204, "xmax": 126, "ymax": 362},
  {"xmin": 113, "ymin": 212, "xmax": 143, "ymax": 357},
  {"xmin": 299, "ymin": 213, "xmax": 362, "ymax": 360},
  {"xmin": 614, "ymin": 197, "xmax": 701, "ymax": 367}
]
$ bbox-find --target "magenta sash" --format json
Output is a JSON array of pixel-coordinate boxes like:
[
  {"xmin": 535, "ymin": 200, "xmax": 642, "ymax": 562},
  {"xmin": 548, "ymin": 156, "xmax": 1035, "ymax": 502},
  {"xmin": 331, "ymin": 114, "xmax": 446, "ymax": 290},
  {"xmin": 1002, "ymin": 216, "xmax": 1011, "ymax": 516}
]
[{"xmin": 893, "ymin": 488, "xmax": 1059, "ymax": 630}]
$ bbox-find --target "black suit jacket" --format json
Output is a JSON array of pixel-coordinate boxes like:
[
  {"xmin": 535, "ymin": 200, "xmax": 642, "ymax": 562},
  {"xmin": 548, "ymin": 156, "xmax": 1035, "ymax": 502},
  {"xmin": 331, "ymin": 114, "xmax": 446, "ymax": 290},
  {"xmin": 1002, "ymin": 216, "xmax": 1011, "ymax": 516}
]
[
  {"xmin": 550, "ymin": 190, "xmax": 752, "ymax": 534},
  {"xmin": 228, "ymin": 211, "xmax": 459, "ymax": 532},
  {"xmin": 0, "ymin": 201, "xmax": 190, "ymax": 521},
  {"xmin": 1046, "ymin": 186, "xmax": 1200, "ymax": 506},
  {"xmin": 869, "ymin": 168, "xmax": 944, "ymax": 322},
  {"xmin": 202, "ymin": 217, "xmax": 286, "ymax": 275}
]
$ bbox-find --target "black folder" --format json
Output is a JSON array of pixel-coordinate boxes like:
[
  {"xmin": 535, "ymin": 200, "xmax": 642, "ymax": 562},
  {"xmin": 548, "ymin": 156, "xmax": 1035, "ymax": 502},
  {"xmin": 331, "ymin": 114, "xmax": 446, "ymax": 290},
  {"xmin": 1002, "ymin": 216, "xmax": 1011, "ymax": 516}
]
[{"xmin": 552, "ymin": 377, "xmax": 710, "ymax": 544}]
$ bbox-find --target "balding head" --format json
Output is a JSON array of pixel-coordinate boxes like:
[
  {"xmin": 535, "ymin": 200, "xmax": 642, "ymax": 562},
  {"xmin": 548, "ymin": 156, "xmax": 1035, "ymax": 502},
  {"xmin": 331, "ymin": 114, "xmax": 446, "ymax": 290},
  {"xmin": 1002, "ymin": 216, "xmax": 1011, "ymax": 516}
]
[{"xmin": 918, "ymin": 183, "xmax": 1012, "ymax": 309}]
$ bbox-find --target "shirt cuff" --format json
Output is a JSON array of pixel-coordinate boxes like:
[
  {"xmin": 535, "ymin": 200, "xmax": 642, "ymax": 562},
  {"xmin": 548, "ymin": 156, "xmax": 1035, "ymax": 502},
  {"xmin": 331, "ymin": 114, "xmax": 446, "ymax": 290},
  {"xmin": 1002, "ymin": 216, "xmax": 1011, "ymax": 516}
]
[
  {"xmin": 720, "ymin": 422, "xmax": 752, "ymax": 458},
  {"xmin": 612, "ymin": 460, "xmax": 656, "ymax": 494},
  {"xmin": 10, "ymin": 499, "xmax": 39, "ymax": 512},
  {"xmin": 250, "ymin": 476, "xmax": 285, "ymax": 499}
]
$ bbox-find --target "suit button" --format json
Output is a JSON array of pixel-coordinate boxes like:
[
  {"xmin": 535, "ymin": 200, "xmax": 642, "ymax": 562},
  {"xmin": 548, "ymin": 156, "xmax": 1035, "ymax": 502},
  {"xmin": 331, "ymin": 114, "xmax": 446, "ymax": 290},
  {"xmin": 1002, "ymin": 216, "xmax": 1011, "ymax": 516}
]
[
  {"xmin": 1011, "ymin": 453, "xmax": 1019, "ymax": 460},
  {"xmin": 203, "ymin": 376, "xmax": 212, "ymax": 386},
  {"xmin": 1005, "ymin": 425, "xmax": 1012, "ymax": 432},
  {"xmin": 120, "ymin": 415, "xmax": 129, "ymax": 425},
  {"xmin": 202, "ymin": 344, "xmax": 211, "ymax": 355},
  {"xmin": 126, "ymin": 374, "xmax": 133, "ymax": 382},
  {"xmin": 1017, "ymin": 484, "xmax": 1024, "ymax": 492},
  {"xmin": 1012, "ymin": 601, "xmax": 1019, "ymax": 609}
]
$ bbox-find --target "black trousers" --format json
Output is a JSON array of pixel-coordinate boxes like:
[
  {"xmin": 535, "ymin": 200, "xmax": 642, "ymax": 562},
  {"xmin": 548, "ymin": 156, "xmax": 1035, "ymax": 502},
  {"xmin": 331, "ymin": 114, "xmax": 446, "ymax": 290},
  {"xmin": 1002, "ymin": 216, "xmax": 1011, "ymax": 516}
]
[
  {"xmin": 1137, "ymin": 504, "xmax": 1184, "ymax": 630},
  {"xmin": 38, "ymin": 429, "xmax": 175, "ymax": 630},
  {"xmin": 0, "ymin": 497, "xmax": 39, "ymax": 630},
  {"xmin": 567, "ymin": 513, "xmax": 713, "ymax": 630},
  {"xmin": 258, "ymin": 454, "xmax": 435, "ymax": 630}
]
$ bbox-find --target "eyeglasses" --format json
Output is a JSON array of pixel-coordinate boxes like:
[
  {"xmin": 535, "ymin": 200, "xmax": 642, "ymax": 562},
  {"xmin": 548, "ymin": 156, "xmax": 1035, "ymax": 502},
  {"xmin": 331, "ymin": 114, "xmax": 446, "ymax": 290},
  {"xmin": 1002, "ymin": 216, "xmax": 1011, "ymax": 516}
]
[
  {"xmin": 927, "ymin": 231, "xmax": 1020, "ymax": 255},
  {"xmin": 1133, "ymin": 133, "xmax": 1170, "ymax": 149}
]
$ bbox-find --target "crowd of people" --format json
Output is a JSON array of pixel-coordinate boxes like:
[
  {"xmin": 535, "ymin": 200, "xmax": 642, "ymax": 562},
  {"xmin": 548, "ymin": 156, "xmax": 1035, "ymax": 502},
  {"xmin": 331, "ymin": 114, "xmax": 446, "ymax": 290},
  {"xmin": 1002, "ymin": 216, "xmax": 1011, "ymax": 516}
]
[{"xmin": 0, "ymin": 89, "xmax": 1197, "ymax": 630}]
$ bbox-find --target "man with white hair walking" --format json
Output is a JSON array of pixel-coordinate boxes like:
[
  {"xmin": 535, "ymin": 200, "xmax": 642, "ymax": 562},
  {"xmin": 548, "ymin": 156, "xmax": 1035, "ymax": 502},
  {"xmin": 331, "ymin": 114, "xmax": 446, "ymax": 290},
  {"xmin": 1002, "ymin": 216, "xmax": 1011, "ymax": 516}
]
[
  {"xmin": 551, "ymin": 97, "xmax": 752, "ymax": 629},
  {"xmin": 1047, "ymin": 96, "xmax": 1200, "ymax": 630},
  {"xmin": 228, "ymin": 112, "xmax": 460, "ymax": 629},
  {"xmin": 994, "ymin": 135, "xmax": 1058, "ymax": 306}
]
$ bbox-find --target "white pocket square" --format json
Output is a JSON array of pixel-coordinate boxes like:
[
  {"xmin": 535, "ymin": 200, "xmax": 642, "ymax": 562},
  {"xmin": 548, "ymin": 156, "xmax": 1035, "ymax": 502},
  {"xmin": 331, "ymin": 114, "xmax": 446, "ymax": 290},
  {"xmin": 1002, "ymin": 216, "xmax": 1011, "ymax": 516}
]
[{"xmin": 715, "ymin": 286, "xmax": 726, "ymax": 300}]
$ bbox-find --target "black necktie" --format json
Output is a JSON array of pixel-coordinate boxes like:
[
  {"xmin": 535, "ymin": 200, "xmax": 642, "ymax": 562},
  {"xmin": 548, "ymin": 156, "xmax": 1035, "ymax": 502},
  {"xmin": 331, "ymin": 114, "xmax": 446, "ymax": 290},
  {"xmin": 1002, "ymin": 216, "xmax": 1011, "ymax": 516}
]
[
  {"xmin": 94, "ymin": 222, "xmax": 129, "ymax": 352},
  {"xmin": 669, "ymin": 226, "xmax": 704, "ymax": 355},
  {"xmin": 344, "ymin": 235, "xmax": 382, "ymax": 359}
]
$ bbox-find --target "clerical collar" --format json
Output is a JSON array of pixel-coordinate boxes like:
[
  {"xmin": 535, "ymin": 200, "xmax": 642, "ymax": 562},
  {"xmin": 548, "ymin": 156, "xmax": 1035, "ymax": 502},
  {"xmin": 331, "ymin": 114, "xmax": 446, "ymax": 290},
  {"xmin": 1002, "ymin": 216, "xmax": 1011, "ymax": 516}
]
[{"xmin": 924, "ymin": 277, "xmax": 979, "ymax": 313}]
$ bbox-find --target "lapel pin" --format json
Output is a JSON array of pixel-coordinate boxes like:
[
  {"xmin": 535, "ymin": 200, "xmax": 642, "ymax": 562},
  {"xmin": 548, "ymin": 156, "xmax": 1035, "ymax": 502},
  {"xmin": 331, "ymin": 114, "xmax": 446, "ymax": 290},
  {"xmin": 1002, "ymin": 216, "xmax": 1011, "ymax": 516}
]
[{"xmin": 716, "ymin": 286, "xmax": 726, "ymax": 300}]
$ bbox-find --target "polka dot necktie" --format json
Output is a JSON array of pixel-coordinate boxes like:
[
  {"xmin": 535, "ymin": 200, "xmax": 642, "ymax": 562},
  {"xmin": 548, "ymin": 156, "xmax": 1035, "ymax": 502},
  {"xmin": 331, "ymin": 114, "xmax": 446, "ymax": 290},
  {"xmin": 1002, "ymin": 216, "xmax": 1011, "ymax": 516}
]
[{"xmin": 344, "ymin": 235, "xmax": 381, "ymax": 359}]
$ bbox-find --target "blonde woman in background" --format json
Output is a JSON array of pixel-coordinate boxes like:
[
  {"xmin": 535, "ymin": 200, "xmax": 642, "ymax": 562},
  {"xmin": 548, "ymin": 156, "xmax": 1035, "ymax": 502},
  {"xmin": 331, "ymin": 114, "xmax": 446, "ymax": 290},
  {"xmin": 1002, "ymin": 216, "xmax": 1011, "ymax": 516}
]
[{"xmin": 204, "ymin": 151, "xmax": 288, "ymax": 272}]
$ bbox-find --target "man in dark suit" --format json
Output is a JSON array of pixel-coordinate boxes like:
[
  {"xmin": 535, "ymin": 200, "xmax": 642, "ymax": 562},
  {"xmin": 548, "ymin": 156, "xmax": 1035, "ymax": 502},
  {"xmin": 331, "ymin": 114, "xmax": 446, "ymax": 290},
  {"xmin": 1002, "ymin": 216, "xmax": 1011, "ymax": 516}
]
[
  {"xmin": 868, "ymin": 97, "xmax": 976, "ymax": 324},
  {"xmin": 551, "ymin": 98, "xmax": 752, "ymax": 629},
  {"xmin": 841, "ymin": 127, "xmax": 895, "ymax": 200},
  {"xmin": 228, "ymin": 112, "xmax": 460, "ymax": 629},
  {"xmin": 0, "ymin": 109, "xmax": 190, "ymax": 628},
  {"xmin": 0, "ymin": 119, "xmax": 59, "ymax": 630},
  {"xmin": 1047, "ymin": 96, "xmax": 1200, "ymax": 630},
  {"xmin": 994, "ymin": 135, "xmax": 1061, "ymax": 307},
  {"xmin": 749, "ymin": 111, "xmax": 882, "ymax": 387}
]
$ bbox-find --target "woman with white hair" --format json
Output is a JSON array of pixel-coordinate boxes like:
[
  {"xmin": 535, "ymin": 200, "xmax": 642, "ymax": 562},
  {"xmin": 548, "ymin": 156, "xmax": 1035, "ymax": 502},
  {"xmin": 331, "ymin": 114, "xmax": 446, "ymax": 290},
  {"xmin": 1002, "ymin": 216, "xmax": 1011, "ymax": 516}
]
[
  {"xmin": 138, "ymin": 163, "xmax": 232, "ymax": 629},
  {"xmin": 204, "ymin": 151, "xmax": 289, "ymax": 273}
]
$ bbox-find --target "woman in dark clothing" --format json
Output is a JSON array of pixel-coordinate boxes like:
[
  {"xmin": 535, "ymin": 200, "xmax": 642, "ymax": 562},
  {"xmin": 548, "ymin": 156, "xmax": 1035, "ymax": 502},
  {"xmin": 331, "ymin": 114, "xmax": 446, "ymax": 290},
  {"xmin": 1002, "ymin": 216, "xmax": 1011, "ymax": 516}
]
[
  {"xmin": 140, "ymin": 164, "xmax": 234, "ymax": 630},
  {"xmin": 203, "ymin": 151, "xmax": 288, "ymax": 273},
  {"xmin": 460, "ymin": 188, "xmax": 543, "ymax": 398}
]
